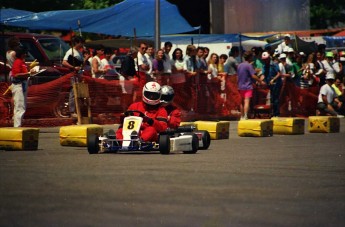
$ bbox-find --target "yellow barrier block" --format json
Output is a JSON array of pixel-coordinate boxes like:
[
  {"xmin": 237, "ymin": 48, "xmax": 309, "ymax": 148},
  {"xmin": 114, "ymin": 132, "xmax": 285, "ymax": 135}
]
[
  {"xmin": 0, "ymin": 127, "xmax": 39, "ymax": 150},
  {"xmin": 308, "ymin": 116, "xmax": 340, "ymax": 133},
  {"xmin": 60, "ymin": 124, "xmax": 103, "ymax": 146},
  {"xmin": 238, "ymin": 119, "xmax": 273, "ymax": 137},
  {"xmin": 194, "ymin": 121, "xmax": 230, "ymax": 140},
  {"xmin": 271, "ymin": 117, "xmax": 305, "ymax": 135}
]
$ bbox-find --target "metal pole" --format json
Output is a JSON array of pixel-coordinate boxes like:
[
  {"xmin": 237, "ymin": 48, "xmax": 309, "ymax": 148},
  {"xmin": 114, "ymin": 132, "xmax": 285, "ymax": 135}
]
[{"xmin": 154, "ymin": 0, "xmax": 160, "ymax": 51}]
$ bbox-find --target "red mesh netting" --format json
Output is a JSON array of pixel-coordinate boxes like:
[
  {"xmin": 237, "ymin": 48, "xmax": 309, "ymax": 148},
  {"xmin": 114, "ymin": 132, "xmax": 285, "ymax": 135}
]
[{"xmin": 0, "ymin": 72, "xmax": 321, "ymax": 126}]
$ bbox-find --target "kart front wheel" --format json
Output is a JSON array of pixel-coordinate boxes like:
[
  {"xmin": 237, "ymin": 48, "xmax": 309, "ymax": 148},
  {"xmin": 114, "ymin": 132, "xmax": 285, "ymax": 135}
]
[
  {"xmin": 87, "ymin": 134, "xmax": 100, "ymax": 154},
  {"xmin": 159, "ymin": 135, "xmax": 170, "ymax": 155},
  {"xmin": 199, "ymin": 130, "xmax": 211, "ymax": 150},
  {"xmin": 183, "ymin": 133, "xmax": 199, "ymax": 154}
]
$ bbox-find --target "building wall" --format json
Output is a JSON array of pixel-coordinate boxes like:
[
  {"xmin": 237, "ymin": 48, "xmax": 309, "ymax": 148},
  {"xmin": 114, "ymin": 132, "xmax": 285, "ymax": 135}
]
[{"xmin": 210, "ymin": 0, "xmax": 310, "ymax": 33}]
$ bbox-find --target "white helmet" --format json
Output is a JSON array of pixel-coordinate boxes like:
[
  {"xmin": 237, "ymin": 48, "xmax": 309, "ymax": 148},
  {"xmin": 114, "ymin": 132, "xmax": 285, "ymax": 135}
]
[
  {"xmin": 142, "ymin": 81, "xmax": 162, "ymax": 105},
  {"xmin": 161, "ymin": 85, "xmax": 175, "ymax": 103}
]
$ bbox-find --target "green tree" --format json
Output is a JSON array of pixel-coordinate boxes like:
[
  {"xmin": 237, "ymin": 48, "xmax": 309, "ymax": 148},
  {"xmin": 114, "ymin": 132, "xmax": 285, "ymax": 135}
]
[
  {"xmin": 310, "ymin": 0, "xmax": 345, "ymax": 29},
  {"xmin": 1, "ymin": 0, "xmax": 122, "ymax": 12}
]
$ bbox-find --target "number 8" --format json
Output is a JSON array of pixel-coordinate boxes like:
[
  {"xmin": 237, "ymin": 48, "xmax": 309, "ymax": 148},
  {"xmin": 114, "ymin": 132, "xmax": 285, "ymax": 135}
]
[{"xmin": 127, "ymin": 121, "xmax": 135, "ymax": 129}]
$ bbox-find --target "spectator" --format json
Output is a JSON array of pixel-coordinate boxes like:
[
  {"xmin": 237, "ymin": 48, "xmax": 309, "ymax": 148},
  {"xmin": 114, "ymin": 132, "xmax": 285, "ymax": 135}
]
[
  {"xmin": 62, "ymin": 36, "xmax": 84, "ymax": 72},
  {"xmin": 62, "ymin": 35, "xmax": 85, "ymax": 118},
  {"xmin": 237, "ymin": 51, "xmax": 264, "ymax": 120},
  {"xmin": 275, "ymin": 34, "xmax": 293, "ymax": 55},
  {"xmin": 152, "ymin": 49, "xmax": 165, "ymax": 77},
  {"xmin": 121, "ymin": 48, "xmax": 137, "ymax": 79},
  {"xmin": 261, "ymin": 51, "xmax": 282, "ymax": 117},
  {"xmin": 316, "ymin": 72, "xmax": 343, "ymax": 117},
  {"xmin": 170, "ymin": 48, "xmax": 187, "ymax": 89},
  {"xmin": 145, "ymin": 44, "xmax": 155, "ymax": 81},
  {"xmin": 300, "ymin": 53, "xmax": 318, "ymax": 89},
  {"xmin": 332, "ymin": 77, "xmax": 345, "ymax": 114},
  {"xmin": 183, "ymin": 44, "xmax": 197, "ymax": 111},
  {"xmin": 315, "ymin": 51, "xmax": 326, "ymax": 87},
  {"xmin": 137, "ymin": 42, "xmax": 150, "ymax": 92},
  {"xmin": 184, "ymin": 44, "xmax": 197, "ymax": 75},
  {"xmin": 91, "ymin": 45, "xmax": 107, "ymax": 79},
  {"xmin": 203, "ymin": 46, "xmax": 210, "ymax": 62},
  {"xmin": 11, "ymin": 46, "xmax": 37, "ymax": 127},
  {"xmin": 207, "ymin": 53, "xmax": 222, "ymax": 113},
  {"xmin": 162, "ymin": 41, "xmax": 173, "ymax": 85},
  {"xmin": 224, "ymin": 46, "xmax": 240, "ymax": 76}
]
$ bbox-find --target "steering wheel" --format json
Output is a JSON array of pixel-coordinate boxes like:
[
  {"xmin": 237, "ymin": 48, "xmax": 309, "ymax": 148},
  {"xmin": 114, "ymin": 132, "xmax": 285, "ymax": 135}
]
[{"xmin": 124, "ymin": 110, "xmax": 145, "ymax": 117}]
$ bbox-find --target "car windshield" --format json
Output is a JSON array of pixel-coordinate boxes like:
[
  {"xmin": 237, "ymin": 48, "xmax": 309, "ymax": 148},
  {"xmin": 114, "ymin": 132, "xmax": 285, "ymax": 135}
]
[{"xmin": 38, "ymin": 38, "xmax": 69, "ymax": 62}]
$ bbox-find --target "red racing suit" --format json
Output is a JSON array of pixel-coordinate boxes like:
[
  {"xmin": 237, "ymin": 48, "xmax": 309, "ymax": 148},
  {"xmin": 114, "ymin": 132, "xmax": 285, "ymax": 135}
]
[
  {"xmin": 116, "ymin": 101, "xmax": 168, "ymax": 142},
  {"xmin": 165, "ymin": 104, "xmax": 182, "ymax": 129}
]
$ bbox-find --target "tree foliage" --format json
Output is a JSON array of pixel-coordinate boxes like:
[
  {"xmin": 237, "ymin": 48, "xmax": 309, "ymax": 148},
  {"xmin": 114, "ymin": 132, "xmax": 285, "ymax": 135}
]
[
  {"xmin": 1, "ymin": 0, "xmax": 123, "ymax": 11},
  {"xmin": 310, "ymin": 0, "xmax": 345, "ymax": 29}
]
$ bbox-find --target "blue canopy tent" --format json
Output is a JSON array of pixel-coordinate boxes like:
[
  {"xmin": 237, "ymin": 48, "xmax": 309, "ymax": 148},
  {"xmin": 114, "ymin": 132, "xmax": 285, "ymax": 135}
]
[
  {"xmin": 323, "ymin": 36, "xmax": 345, "ymax": 50},
  {"xmin": 0, "ymin": 8, "xmax": 33, "ymax": 23},
  {"xmin": 1, "ymin": 0, "xmax": 197, "ymax": 37},
  {"xmin": 159, "ymin": 34, "xmax": 275, "ymax": 45}
]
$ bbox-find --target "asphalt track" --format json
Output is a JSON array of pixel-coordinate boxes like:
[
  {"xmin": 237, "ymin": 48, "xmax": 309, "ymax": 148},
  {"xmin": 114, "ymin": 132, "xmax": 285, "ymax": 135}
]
[{"xmin": 1, "ymin": 120, "xmax": 345, "ymax": 227}]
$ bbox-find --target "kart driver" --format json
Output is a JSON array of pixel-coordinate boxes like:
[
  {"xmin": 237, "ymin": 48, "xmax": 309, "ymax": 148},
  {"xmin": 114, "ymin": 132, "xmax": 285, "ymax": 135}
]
[
  {"xmin": 116, "ymin": 81, "xmax": 168, "ymax": 142},
  {"xmin": 161, "ymin": 85, "xmax": 182, "ymax": 129}
]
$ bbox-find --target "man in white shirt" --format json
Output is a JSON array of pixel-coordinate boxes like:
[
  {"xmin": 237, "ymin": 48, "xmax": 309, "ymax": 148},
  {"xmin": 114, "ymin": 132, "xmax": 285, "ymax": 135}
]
[
  {"xmin": 137, "ymin": 42, "xmax": 150, "ymax": 91},
  {"xmin": 317, "ymin": 72, "xmax": 343, "ymax": 117},
  {"xmin": 162, "ymin": 41, "xmax": 172, "ymax": 85},
  {"xmin": 275, "ymin": 34, "xmax": 293, "ymax": 55}
]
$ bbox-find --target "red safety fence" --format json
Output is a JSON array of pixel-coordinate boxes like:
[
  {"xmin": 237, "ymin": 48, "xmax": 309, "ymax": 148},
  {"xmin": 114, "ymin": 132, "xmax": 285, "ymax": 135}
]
[{"xmin": 0, "ymin": 72, "xmax": 320, "ymax": 126}]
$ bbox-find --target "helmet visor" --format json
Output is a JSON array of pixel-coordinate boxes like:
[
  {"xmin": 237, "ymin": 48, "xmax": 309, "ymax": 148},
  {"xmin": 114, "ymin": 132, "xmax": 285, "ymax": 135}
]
[
  {"xmin": 144, "ymin": 91, "xmax": 161, "ymax": 101},
  {"xmin": 161, "ymin": 94, "xmax": 174, "ymax": 103}
]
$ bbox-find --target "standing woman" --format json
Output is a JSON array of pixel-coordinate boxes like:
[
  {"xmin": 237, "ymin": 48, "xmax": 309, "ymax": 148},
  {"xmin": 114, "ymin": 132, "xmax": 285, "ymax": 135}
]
[
  {"xmin": 11, "ymin": 47, "xmax": 36, "ymax": 127},
  {"xmin": 171, "ymin": 48, "xmax": 187, "ymax": 107},
  {"xmin": 237, "ymin": 51, "xmax": 264, "ymax": 120},
  {"xmin": 152, "ymin": 49, "xmax": 165, "ymax": 82},
  {"xmin": 207, "ymin": 53, "xmax": 222, "ymax": 113}
]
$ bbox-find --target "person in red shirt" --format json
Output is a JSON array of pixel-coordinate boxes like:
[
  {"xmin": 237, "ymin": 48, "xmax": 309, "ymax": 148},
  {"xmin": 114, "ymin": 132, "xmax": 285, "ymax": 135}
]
[
  {"xmin": 161, "ymin": 85, "xmax": 181, "ymax": 129},
  {"xmin": 116, "ymin": 81, "xmax": 168, "ymax": 142},
  {"xmin": 11, "ymin": 46, "xmax": 37, "ymax": 127}
]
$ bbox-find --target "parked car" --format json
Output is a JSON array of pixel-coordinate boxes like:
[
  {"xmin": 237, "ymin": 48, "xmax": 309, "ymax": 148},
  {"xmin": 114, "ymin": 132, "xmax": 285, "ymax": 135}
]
[{"xmin": 0, "ymin": 32, "xmax": 71, "ymax": 84}]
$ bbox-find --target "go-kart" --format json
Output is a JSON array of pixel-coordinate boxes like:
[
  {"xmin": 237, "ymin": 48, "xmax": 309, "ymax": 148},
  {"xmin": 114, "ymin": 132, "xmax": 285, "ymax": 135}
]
[{"xmin": 87, "ymin": 110, "xmax": 209, "ymax": 155}]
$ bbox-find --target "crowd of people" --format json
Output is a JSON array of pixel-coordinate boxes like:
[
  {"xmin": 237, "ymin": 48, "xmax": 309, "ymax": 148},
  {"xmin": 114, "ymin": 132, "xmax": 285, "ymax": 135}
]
[{"xmin": 6, "ymin": 34, "xmax": 345, "ymax": 127}]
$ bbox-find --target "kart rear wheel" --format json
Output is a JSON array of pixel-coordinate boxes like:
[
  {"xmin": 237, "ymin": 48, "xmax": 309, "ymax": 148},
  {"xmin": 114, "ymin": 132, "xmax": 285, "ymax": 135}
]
[
  {"xmin": 87, "ymin": 134, "xmax": 100, "ymax": 154},
  {"xmin": 199, "ymin": 130, "xmax": 211, "ymax": 150},
  {"xmin": 183, "ymin": 133, "xmax": 199, "ymax": 154},
  {"xmin": 159, "ymin": 134, "xmax": 170, "ymax": 155}
]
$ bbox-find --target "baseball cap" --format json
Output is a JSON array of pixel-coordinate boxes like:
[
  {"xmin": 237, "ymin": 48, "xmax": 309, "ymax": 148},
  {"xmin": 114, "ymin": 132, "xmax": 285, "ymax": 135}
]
[
  {"xmin": 284, "ymin": 34, "xmax": 291, "ymax": 39},
  {"xmin": 325, "ymin": 72, "xmax": 335, "ymax": 80},
  {"xmin": 279, "ymin": 53, "xmax": 287, "ymax": 59},
  {"xmin": 261, "ymin": 52, "xmax": 270, "ymax": 60},
  {"xmin": 325, "ymin": 52, "xmax": 334, "ymax": 58},
  {"xmin": 288, "ymin": 47, "xmax": 294, "ymax": 53}
]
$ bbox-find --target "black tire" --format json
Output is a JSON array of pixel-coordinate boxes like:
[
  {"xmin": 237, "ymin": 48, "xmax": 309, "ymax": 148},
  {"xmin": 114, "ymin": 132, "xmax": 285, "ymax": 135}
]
[
  {"xmin": 199, "ymin": 130, "xmax": 211, "ymax": 150},
  {"xmin": 87, "ymin": 134, "xmax": 100, "ymax": 154},
  {"xmin": 159, "ymin": 134, "xmax": 170, "ymax": 155},
  {"xmin": 183, "ymin": 133, "xmax": 199, "ymax": 154}
]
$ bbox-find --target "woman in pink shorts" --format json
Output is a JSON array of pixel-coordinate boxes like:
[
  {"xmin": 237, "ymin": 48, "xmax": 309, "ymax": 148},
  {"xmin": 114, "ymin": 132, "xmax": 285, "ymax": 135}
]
[{"xmin": 237, "ymin": 51, "xmax": 264, "ymax": 120}]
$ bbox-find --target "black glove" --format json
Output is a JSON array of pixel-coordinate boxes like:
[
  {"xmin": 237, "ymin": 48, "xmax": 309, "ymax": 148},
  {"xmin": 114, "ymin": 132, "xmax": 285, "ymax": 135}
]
[{"xmin": 143, "ymin": 116, "xmax": 154, "ymax": 125}]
